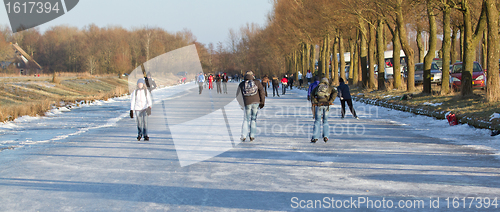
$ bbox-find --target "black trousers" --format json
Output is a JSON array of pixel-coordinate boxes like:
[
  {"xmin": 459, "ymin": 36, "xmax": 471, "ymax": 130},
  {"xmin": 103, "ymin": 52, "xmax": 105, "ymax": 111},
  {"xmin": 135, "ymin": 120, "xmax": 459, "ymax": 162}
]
[
  {"xmin": 273, "ymin": 85, "xmax": 279, "ymax": 96},
  {"xmin": 198, "ymin": 82, "xmax": 203, "ymax": 94},
  {"xmin": 341, "ymin": 99, "xmax": 357, "ymax": 118}
]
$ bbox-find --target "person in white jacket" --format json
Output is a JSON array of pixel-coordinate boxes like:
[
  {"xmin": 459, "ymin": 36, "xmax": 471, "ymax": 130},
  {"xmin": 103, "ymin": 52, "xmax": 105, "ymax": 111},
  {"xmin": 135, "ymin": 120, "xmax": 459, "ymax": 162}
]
[{"xmin": 130, "ymin": 78, "xmax": 153, "ymax": 141}]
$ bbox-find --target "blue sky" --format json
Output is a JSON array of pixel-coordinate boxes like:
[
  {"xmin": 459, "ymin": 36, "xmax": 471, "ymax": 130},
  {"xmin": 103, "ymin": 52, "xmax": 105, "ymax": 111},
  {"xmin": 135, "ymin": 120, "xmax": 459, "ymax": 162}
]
[{"xmin": 0, "ymin": 0, "xmax": 273, "ymax": 45}]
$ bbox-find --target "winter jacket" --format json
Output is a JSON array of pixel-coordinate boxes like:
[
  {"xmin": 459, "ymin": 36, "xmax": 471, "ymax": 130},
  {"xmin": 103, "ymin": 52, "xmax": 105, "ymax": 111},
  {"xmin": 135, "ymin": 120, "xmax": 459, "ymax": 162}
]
[
  {"xmin": 311, "ymin": 81, "xmax": 337, "ymax": 105},
  {"xmin": 198, "ymin": 74, "xmax": 205, "ymax": 82},
  {"xmin": 281, "ymin": 77, "xmax": 288, "ymax": 84},
  {"xmin": 271, "ymin": 77, "xmax": 280, "ymax": 87},
  {"xmin": 306, "ymin": 72, "xmax": 313, "ymax": 79},
  {"xmin": 307, "ymin": 80, "xmax": 320, "ymax": 97},
  {"xmin": 262, "ymin": 76, "xmax": 270, "ymax": 87},
  {"xmin": 131, "ymin": 88, "xmax": 153, "ymax": 111},
  {"xmin": 237, "ymin": 74, "xmax": 266, "ymax": 106},
  {"xmin": 337, "ymin": 82, "xmax": 352, "ymax": 100}
]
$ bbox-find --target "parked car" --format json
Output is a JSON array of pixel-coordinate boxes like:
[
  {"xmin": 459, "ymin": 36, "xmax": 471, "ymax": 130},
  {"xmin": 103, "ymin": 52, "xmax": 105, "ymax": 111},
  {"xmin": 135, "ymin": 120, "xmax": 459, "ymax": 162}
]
[
  {"xmin": 450, "ymin": 61, "xmax": 485, "ymax": 90},
  {"xmin": 413, "ymin": 62, "xmax": 442, "ymax": 85}
]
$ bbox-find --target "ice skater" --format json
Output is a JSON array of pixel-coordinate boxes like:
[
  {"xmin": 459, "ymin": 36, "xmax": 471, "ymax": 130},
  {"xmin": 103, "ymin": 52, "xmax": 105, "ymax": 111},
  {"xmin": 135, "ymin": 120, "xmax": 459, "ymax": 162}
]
[
  {"xmin": 310, "ymin": 78, "xmax": 336, "ymax": 143},
  {"xmin": 337, "ymin": 78, "xmax": 358, "ymax": 119},
  {"xmin": 236, "ymin": 71, "xmax": 265, "ymax": 142},
  {"xmin": 130, "ymin": 78, "xmax": 153, "ymax": 141}
]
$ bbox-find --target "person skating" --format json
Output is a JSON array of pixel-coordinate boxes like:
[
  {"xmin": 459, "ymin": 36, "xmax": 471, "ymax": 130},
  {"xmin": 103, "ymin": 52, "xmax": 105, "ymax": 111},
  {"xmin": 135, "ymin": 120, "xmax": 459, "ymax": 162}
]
[
  {"xmin": 337, "ymin": 78, "xmax": 358, "ymax": 119},
  {"xmin": 130, "ymin": 78, "xmax": 153, "ymax": 141},
  {"xmin": 216, "ymin": 73, "xmax": 222, "ymax": 94},
  {"xmin": 261, "ymin": 75, "xmax": 270, "ymax": 97},
  {"xmin": 306, "ymin": 70, "xmax": 313, "ymax": 84},
  {"xmin": 288, "ymin": 73, "xmax": 294, "ymax": 90},
  {"xmin": 311, "ymin": 78, "xmax": 337, "ymax": 143},
  {"xmin": 298, "ymin": 71, "xmax": 303, "ymax": 87},
  {"xmin": 271, "ymin": 75, "xmax": 280, "ymax": 97},
  {"xmin": 281, "ymin": 75, "xmax": 288, "ymax": 95},
  {"xmin": 145, "ymin": 72, "xmax": 157, "ymax": 92},
  {"xmin": 222, "ymin": 73, "xmax": 228, "ymax": 94},
  {"xmin": 308, "ymin": 76, "xmax": 320, "ymax": 119},
  {"xmin": 208, "ymin": 74, "xmax": 214, "ymax": 90},
  {"xmin": 236, "ymin": 71, "xmax": 265, "ymax": 142},
  {"xmin": 197, "ymin": 72, "xmax": 205, "ymax": 94}
]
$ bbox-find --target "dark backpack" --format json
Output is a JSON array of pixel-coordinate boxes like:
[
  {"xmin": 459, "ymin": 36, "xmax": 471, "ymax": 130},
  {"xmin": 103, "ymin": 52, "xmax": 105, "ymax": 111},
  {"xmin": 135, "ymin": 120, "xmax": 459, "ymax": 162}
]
[
  {"xmin": 243, "ymin": 80, "xmax": 258, "ymax": 96},
  {"xmin": 315, "ymin": 84, "xmax": 329, "ymax": 99}
]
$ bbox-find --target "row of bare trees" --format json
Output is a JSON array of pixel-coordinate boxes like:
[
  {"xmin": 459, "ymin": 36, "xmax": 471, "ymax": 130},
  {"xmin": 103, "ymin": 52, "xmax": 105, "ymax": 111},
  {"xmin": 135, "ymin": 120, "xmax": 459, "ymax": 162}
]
[
  {"xmin": 0, "ymin": 24, "xmax": 213, "ymax": 76},
  {"xmin": 212, "ymin": 0, "xmax": 500, "ymax": 102}
]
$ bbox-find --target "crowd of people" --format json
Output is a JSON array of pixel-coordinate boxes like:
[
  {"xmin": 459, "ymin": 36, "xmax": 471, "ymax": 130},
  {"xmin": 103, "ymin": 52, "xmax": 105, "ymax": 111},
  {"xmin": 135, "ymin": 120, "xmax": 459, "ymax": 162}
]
[{"xmin": 131, "ymin": 69, "xmax": 358, "ymax": 144}]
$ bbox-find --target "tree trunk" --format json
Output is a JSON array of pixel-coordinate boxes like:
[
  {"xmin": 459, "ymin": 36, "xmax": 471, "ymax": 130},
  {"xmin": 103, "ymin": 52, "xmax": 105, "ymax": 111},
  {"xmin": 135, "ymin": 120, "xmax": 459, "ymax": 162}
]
[
  {"xmin": 441, "ymin": 2, "xmax": 452, "ymax": 95},
  {"xmin": 325, "ymin": 34, "xmax": 331, "ymax": 79},
  {"xmin": 416, "ymin": 29, "xmax": 425, "ymax": 63},
  {"xmin": 396, "ymin": 0, "xmax": 416, "ymax": 92},
  {"xmin": 423, "ymin": 0, "xmax": 438, "ymax": 94},
  {"xmin": 310, "ymin": 44, "xmax": 316, "ymax": 77},
  {"xmin": 359, "ymin": 20, "xmax": 369, "ymax": 88},
  {"xmin": 485, "ymin": 0, "xmax": 500, "ymax": 102},
  {"xmin": 482, "ymin": 30, "xmax": 487, "ymax": 69},
  {"xmin": 305, "ymin": 43, "xmax": 310, "ymax": 82},
  {"xmin": 339, "ymin": 35, "xmax": 346, "ymax": 85},
  {"xmin": 318, "ymin": 41, "xmax": 323, "ymax": 77},
  {"xmin": 462, "ymin": 0, "xmax": 487, "ymax": 96},
  {"xmin": 460, "ymin": 26, "xmax": 464, "ymax": 61},
  {"xmin": 451, "ymin": 27, "xmax": 458, "ymax": 64},
  {"xmin": 377, "ymin": 19, "xmax": 386, "ymax": 90},
  {"xmin": 368, "ymin": 23, "xmax": 376, "ymax": 89},
  {"xmin": 393, "ymin": 27, "xmax": 403, "ymax": 90},
  {"xmin": 349, "ymin": 38, "xmax": 356, "ymax": 85},
  {"xmin": 333, "ymin": 36, "xmax": 339, "ymax": 85}
]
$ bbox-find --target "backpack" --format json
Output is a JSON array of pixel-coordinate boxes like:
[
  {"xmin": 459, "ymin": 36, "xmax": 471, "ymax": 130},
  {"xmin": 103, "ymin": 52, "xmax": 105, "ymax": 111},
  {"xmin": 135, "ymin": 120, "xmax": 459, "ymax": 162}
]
[
  {"xmin": 243, "ymin": 80, "xmax": 258, "ymax": 96},
  {"xmin": 446, "ymin": 113, "xmax": 458, "ymax": 126},
  {"xmin": 315, "ymin": 84, "xmax": 329, "ymax": 99}
]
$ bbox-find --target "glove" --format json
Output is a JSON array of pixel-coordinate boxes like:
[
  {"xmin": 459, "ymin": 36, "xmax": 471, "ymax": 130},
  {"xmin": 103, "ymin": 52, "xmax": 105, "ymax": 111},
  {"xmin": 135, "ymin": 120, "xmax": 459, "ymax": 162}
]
[
  {"xmin": 259, "ymin": 103, "xmax": 264, "ymax": 109},
  {"xmin": 307, "ymin": 96, "xmax": 310, "ymax": 101},
  {"xmin": 130, "ymin": 110, "xmax": 134, "ymax": 118},
  {"xmin": 146, "ymin": 107, "xmax": 152, "ymax": 116},
  {"xmin": 340, "ymin": 97, "xmax": 344, "ymax": 100}
]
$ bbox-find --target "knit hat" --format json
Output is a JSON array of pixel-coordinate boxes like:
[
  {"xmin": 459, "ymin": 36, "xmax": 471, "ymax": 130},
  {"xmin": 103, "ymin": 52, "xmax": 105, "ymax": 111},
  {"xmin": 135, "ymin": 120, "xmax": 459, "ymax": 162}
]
[
  {"xmin": 245, "ymin": 70, "xmax": 254, "ymax": 76},
  {"xmin": 320, "ymin": 77, "xmax": 329, "ymax": 84},
  {"xmin": 137, "ymin": 78, "xmax": 145, "ymax": 85}
]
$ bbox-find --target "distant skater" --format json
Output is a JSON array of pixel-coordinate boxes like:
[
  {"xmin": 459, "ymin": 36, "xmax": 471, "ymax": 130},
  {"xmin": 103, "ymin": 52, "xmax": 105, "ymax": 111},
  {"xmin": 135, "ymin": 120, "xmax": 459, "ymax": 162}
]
[
  {"xmin": 337, "ymin": 78, "xmax": 358, "ymax": 119},
  {"xmin": 222, "ymin": 73, "xmax": 228, "ymax": 94},
  {"xmin": 272, "ymin": 75, "xmax": 280, "ymax": 97},
  {"xmin": 130, "ymin": 78, "xmax": 153, "ymax": 141},
  {"xmin": 262, "ymin": 75, "xmax": 270, "ymax": 97},
  {"xmin": 308, "ymin": 76, "xmax": 320, "ymax": 119},
  {"xmin": 197, "ymin": 72, "xmax": 205, "ymax": 94},
  {"xmin": 208, "ymin": 74, "xmax": 214, "ymax": 90},
  {"xmin": 281, "ymin": 75, "xmax": 288, "ymax": 95},
  {"xmin": 216, "ymin": 73, "xmax": 222, "ymax": 94}
]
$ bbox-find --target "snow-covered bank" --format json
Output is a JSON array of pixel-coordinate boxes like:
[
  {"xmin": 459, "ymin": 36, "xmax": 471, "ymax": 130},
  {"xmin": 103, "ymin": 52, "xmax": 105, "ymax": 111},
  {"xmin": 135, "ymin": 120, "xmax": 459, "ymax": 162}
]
[{"xmin": 0, "ymin": 82, "xmax": 195, "ymax": 152}]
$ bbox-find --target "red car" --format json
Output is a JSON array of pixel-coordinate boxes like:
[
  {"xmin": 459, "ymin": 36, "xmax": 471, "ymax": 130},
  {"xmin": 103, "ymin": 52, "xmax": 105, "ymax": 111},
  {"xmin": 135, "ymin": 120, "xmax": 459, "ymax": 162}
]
[{"xmin": 450, "ymin": 62, "xmax": 486, "ymax": 90}]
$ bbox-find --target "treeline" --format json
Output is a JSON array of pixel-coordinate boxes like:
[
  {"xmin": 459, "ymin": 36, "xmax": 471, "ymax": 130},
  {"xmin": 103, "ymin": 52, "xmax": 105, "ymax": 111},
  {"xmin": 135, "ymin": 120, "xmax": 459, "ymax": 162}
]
[
  {"xmin": 0, "ymin": 24, "xmax": 212, "ymax": 76},
  {"xmin": 212, "ymin": 0, "xmax": 500, "ymax": 102}
]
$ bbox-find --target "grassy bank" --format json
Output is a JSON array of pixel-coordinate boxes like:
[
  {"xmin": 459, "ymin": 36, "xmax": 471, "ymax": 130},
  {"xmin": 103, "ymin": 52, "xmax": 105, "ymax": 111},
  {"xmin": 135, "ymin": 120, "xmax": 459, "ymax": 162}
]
[{"xmin": 0, "ymin": 75, "xmax": 129, "ymax": 122}]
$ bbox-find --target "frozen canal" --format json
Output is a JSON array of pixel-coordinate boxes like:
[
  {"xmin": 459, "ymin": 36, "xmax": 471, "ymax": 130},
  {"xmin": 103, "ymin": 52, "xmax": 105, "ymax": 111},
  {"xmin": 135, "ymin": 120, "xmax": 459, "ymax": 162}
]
[{"xmin": 0, "ymin": 82, "xmax": 499, "ymax": 211}]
